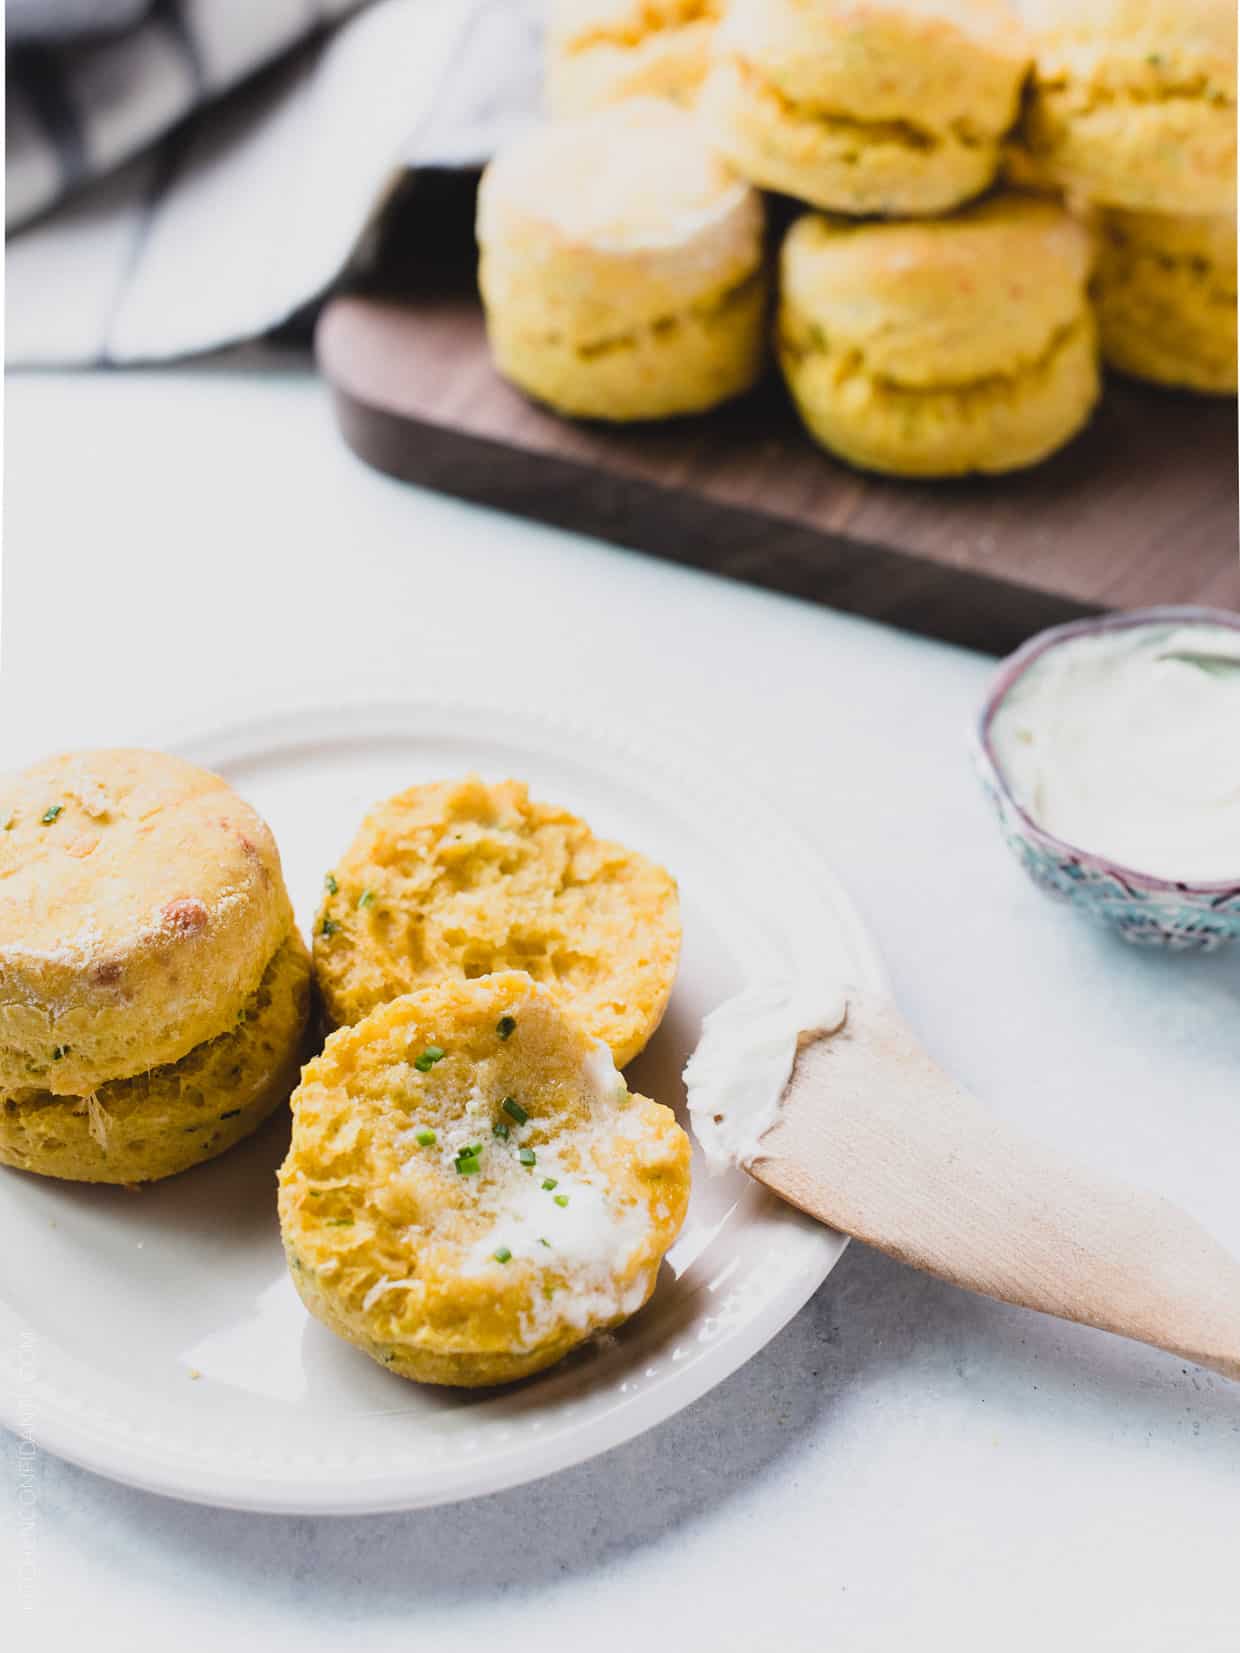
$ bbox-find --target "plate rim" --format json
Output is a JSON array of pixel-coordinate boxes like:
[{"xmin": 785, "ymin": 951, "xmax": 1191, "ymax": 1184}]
[{"xmin": 0, "ymin": 691, "xmax": 885, "ymax": 1514}]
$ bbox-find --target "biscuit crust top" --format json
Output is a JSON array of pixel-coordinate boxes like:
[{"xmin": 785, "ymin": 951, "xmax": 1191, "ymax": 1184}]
[
  {"xmin": 1097, "ymin": 206, "xmax": 1237, "ymax": 266},
  {"xmin": 780, "ymin": 194, "xmax": 1094, "ymax": 385},
  {"xmin": 1021, "ymin": 0, "xmax": 1235, "ymax": 213},
  {"xmin": 718, "ymin": 0, "xmax": 1030, "ymax": 131},
  {"xmin": 546, "ymin": 1, "xmax": 722, "ymax": 117},
  {"xmin": 549, "ymin": 0, "xmax": 720, "ymax": 46},
  {"xmin": 1026, "ymin": 0, "xmax": 1235, "ymax": 92},
  {"xmin": 480, "ymin": 98, "xmax": 749, "ymax": 248},
  {"xmin": 476, "ymin": 99, "xmax": 764, "ymax": 340},
  {"xmin": 0, "ymin": 748, "xmax": 291, "ymax": 1096}
]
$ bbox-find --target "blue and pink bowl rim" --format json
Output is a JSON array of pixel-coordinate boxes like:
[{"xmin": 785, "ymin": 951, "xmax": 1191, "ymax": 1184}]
[{"xmin": 975, "ymin": 605, "xmax": 1240, "ymax": 952}]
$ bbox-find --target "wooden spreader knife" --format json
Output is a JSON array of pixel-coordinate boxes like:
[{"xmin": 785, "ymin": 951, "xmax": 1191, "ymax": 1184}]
[{"xmin": 695, "ymin": 992, "xmax": 1240, "ymax": 1381}]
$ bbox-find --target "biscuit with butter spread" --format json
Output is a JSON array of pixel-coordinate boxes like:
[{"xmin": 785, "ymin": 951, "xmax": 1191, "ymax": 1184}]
[{"xmin": 278, "ymin": 974, "xmax": 691, "ymax": 1387}]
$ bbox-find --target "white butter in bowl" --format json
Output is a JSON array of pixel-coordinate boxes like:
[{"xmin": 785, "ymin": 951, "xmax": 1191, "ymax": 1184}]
[{"xmin": 977, "ymin": 606, "xmax": 1240, "ymax": 950}]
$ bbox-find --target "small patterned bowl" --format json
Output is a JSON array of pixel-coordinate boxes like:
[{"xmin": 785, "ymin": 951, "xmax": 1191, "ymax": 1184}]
[{"xmin": 974, "ymin": 606, "xmax": 1240, "ymax": 953}]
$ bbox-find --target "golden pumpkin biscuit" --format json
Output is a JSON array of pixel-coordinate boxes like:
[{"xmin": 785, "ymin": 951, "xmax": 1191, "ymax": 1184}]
[
  {"xmin": 476, "ymin": 99, "xmax": 767, "ymax": 420},
  {"xmin": 1018, "ymin": 0, "xmax": 1236, "ymax": 215},
  {"xmin": 484, "ymin": 271, "xmax": 767, "ymax": 422},
  {"xmin": 701, "ymin": 0, "xmax": 1030, "ymax": 216},
  {"xmin": 314, "ymin": 776, "xmax": 680, "ymax": 1069},
  {"xmin": 1093, "ymin": 208, "xmax": 1238, "ymax": 393},
  {"xmin": 546, "ymin": 0, "xmax": 721, "ymax": 116},
  {"xmin": 278, "ymin": 974, "xmax": 691, "ymax": 1387},
  {"xmin": 0, "ymin": 931, "xmax": 311, "ymax": 1184},
  {"xmin": 0, "ymin": 749, "xmax": 292, "ymax": 1098},
  {"xmin": 777, "ymin": 194, "xmax": 1100, "ymax": 477}
]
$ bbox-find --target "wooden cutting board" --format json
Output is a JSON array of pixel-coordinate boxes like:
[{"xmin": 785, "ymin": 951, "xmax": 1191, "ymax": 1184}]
[{"xmin": 317, "ymin": 275, "xmax": 1238, "ymax": 655}]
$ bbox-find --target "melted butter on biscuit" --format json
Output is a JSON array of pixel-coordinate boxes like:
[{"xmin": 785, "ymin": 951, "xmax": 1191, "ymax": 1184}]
[
  {"xmin": 432, "ymin": 1041, "xmax": 656, "ymax": 1336},
  {"xmin": 279, "ymin": 974, "xmax": 691, "ymax": 1386}
]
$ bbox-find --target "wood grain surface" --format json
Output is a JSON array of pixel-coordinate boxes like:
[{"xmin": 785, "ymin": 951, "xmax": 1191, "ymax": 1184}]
[{"xmin": 317, "ymin": 271, "xmax": 1238, "ymax": 655}]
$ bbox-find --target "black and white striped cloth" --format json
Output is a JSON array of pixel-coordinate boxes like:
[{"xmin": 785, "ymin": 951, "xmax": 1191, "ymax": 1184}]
[
  {"xmin": 6, "ymin": 0, "xmax": 544, "ymax": 365},
  {"xmin": 9, "ymin": 1, "xmax": 152, "ymax": 47},
  {"xmin": 8, "ymin": 1, "xmax": 368, "ymax": 230}
]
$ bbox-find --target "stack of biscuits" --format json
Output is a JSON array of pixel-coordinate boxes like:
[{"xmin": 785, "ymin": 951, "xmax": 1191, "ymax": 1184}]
[
  {"xmin": 0, "ymin": 749, "xmax": 310, "ymax": 1184},
  {"xmin": 1018, "ymin": 0, "xmax": 1237, "ymax": 396},
  {"xmin": 710, "ymin": 0, "xmax": 1101, "ymax": 476},
  {"xmin": 482, "ymin": 0, "xmax": 1235, "ymax": 476}
]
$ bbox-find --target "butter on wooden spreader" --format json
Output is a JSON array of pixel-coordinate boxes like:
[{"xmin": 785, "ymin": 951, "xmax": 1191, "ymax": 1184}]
[{"xmin": 686, "ymin": 988, "xmax": 1240, "ymax": 1381}]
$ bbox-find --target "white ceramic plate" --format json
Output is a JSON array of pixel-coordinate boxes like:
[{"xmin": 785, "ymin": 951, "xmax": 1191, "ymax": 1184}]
[{"xmin": 0, "ymin": 697, "xmax": 882, "ymax": 1513}]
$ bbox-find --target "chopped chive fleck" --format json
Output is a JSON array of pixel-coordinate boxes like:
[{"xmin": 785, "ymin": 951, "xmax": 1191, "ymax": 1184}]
[
  {"xmin": 414, "ymin": 1045, "xmax": 445, "ymax": 1072},
  {"xmin": 553, "ymin": 1194, "xmax": 569, "ymax": 1208},
  {"xmin": 492, "ymin": 1120, "xmax": 510, "ymax": 1140},
  {"xmin": 357, "ymin": 888, "xmax": 375, "ymax": 909},
  {"xmin": 541, "ymin": 1177, "xmax": 558, "ymax": 1191},
  {"xmin": 455, "ymin": 1154, "xmax": 482, "ymax": 1176},
  {"xmin": 501, "ymin": 1096, "xmax": 528, "ymax": 1125},
  {"xmin": 538, "ymin": 1237, "xmax": 551, "ymax": 1248},
  {"xmin": 321, "ymin": 917, "xmax": 338, "ymax": 937},
  {"xmin": 496, "ymin": 1015, "xmax": 516, "ymax": 1040},
  {"xmin": 518, "ymin": 1148, "xmax": 536, "ymax": 1167},
  {"xmin": 324, "ymin": 873, "xmax": 338, "ymax": 895},
  {"xmin": 41, "ymin": 805, "xmax": 63, "ymax": 825},
  {"xmin": 493, "ymin": 1246, "xmax": 512, "ymax": 1264},
  {"xmin": 218, "ymin": 1108, "xmax": 242, "ymax": 1120},
  {"xmin": 415, "ymin": 1128, "xmax": 437, "ymax": 1147},
  {"xmin": 326, "ymin": 1216, "xmax": 354, "ymax": 1227}
]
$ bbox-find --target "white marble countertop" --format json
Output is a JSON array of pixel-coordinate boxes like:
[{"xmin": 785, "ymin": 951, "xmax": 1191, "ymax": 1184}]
[{"xmin": 2, "ymin": 363, "xmax": 1237, "ymax": 1653}]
